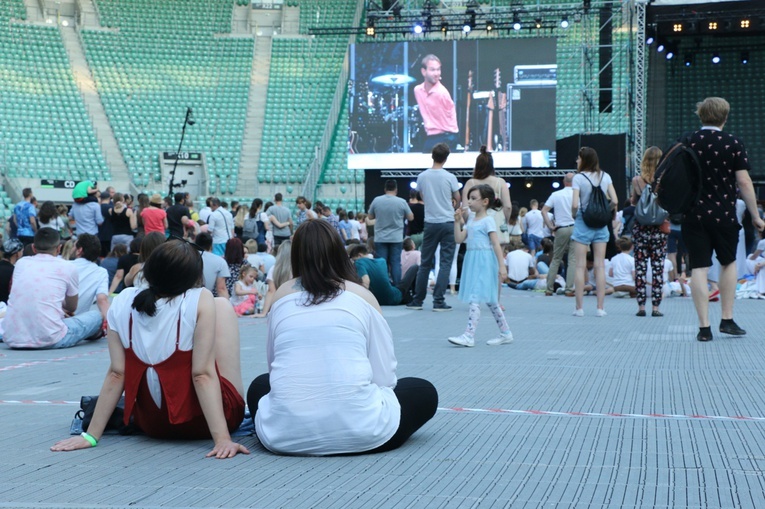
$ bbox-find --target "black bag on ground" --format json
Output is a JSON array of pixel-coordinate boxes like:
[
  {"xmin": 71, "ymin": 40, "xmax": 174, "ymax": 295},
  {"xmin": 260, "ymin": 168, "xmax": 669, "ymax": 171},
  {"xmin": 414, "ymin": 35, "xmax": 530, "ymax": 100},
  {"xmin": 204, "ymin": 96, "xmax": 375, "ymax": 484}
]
[
  {"xmin": 653, "ymin": 137, "xmax": 702, "ymax": 215},
  {"xmin": 581, "ymin": 174, "xmax": 611, "ymax": 228},
  {"xmin": 78, "ymin": 395, "xmax": 137, "ymax": 435}
]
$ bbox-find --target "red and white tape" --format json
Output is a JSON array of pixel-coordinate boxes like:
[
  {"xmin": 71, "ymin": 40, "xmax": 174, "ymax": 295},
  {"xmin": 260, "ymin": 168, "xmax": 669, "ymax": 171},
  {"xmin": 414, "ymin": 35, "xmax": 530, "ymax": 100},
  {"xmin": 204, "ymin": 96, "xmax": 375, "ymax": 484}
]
[{"xmin": 437, "ymin": 407, "xmax": 765, "ymax": 422}]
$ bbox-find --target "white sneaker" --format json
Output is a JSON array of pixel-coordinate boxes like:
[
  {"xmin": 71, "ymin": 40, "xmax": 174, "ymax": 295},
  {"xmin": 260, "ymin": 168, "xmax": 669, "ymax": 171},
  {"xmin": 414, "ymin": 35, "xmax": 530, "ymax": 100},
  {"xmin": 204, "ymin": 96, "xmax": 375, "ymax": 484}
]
[
  {"xmin": 487, "ymin": 331, "xmax": 514, "ymax": 346},
  {"xmin": 572, "ymin": 309, "xmax": 584, "ymax": 317},
  {"xmin": 448, "ymin": 334, "xmax": 475, "ymax": 347},
  {"xmin": 613, "ymin": 291, "xmax": 628, "ymax": 298},
  {"xmin": 596, "ymin": 309, "xmax": 607, "ymax": 317}
]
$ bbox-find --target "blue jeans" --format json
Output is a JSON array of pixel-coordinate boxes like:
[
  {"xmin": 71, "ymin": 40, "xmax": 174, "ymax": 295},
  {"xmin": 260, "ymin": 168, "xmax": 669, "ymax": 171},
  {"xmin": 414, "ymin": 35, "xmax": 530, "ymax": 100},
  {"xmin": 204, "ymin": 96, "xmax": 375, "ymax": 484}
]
[
  {"xmin": 51, "ymin": 310, "xmax": 103, "ymax": 349},
  {"xmin": 374, "ymin": 241, "xmax": 403, "ymax": 284},
  {"xmin": 412, "ymin": 222, "xmax": 455, "ymax": 307},
  {"xmin": 509, "ymin": 279, "xmax": 537, "ymax": 291}
]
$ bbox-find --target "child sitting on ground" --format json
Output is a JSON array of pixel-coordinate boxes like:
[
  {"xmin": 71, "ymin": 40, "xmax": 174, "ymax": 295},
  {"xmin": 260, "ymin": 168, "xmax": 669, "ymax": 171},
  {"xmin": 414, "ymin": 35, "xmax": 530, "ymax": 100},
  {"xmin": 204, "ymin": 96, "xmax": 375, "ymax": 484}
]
[
  {"xmin": 609, "ymin": 237, "xmax": 636, "ymax": 298},
  {"xmin": 231, "ymin": 265, "xmax": 259, "ymax": 316},
  {"xmin": 400, "ymin": 237, "xmax": 421, "ymax": 277}
]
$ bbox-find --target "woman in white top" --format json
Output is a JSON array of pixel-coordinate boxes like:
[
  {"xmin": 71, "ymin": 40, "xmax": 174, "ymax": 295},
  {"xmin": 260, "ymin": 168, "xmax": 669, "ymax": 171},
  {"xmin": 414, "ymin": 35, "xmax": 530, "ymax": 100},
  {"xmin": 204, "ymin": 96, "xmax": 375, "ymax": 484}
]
[
  {"xmin": 461, "ymin": 146, "xmax": 513, "ymax": 241},
  {"xmin": 52, "ymin": 239, "xmax": 248, "ymax": 459},
  {"xmin": 37, "ymin": 200, "xmax": 66, "ymax": 231},
  {"xmin": 247, "ymin": 220, "xmax": 438, "ymax": 455},
  {"xmin": 571, "ymin": 147, "xmax": 619, "ymax": 317}
]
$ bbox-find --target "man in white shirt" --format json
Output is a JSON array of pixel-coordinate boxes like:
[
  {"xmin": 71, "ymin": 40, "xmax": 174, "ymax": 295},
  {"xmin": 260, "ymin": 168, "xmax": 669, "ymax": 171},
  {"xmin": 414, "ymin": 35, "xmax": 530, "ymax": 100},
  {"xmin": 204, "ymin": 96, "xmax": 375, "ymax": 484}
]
[
  {"xmin": 504, "ymin": 243, "xmax": 538, "ymax": 290},
  {"xmin": 196, "ymin": 232, "xmax": 230, "ymax": 299},
  {"xmin": 522, "ymin": 199, "xmax": 545, "ymax": 256},
  {"xmin": 3, "ymin": 229, "xmax": 103, "ymax": 349},
  {"xmin": 207, "ymin": 197, "xmax": 234, "ymax": 256},
  {"xmin": 542, "ymin": 173, "xmax": 576, "ymax": 296},
  {"xmin": 198, "ymin": 197, "xmax": 213, "ymax": 224},
  {"xmin": 71, "ymin": 234, "xmax": 110, "ymax": 320}
]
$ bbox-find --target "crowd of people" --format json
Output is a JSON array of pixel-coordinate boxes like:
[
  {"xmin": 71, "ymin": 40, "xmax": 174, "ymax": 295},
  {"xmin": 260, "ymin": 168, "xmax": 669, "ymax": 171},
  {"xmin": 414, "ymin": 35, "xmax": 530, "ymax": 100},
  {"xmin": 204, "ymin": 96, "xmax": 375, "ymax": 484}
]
[{"xmin": 2, "ymin": 96, "xmax": 765, "ymax": 458}]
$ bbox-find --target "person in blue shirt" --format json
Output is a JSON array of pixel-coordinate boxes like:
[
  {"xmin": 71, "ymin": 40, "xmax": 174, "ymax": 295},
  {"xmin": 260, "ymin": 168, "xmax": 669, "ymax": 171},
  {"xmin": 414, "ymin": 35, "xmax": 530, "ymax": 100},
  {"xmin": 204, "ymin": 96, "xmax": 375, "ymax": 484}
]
[{"xmin": 348, "ymin": 245, "xmax": 418, "ymax": 306}]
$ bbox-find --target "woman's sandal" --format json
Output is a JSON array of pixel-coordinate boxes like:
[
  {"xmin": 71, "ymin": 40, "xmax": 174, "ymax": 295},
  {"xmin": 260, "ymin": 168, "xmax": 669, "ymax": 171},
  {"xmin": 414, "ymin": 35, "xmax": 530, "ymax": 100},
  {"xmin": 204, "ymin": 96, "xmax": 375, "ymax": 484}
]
[
  {"xmin": 652, "ymin": 310, "xmax": 664, "ymax": 317},
  {"xmin": 636, "ymin": 310, "xmax": 646, "ymax": 317}
]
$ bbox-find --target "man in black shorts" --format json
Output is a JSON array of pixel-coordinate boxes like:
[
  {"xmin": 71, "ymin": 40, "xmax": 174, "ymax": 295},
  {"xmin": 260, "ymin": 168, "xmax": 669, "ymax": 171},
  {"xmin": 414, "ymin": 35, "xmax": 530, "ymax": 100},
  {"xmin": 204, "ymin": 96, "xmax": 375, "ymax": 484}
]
[{"xmin": 682, "ymin": 97, "xmax": 765, "ymax": 342}]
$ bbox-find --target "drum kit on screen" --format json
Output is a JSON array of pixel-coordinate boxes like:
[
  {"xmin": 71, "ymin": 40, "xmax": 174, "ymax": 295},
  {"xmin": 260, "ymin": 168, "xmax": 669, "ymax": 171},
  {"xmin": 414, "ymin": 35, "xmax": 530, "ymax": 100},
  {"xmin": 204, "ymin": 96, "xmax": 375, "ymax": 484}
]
[{"xmin": 350, "ymin": 73, "xmax": 424, "ymax": 154}]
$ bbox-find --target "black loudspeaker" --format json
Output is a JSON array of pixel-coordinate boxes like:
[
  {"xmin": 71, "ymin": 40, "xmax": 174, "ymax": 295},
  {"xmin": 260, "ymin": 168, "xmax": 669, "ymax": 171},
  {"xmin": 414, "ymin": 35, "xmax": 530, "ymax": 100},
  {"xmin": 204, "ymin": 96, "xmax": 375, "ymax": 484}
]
[{"xmin": 556, "ymin": 133, "xmax": 628, "ymax": 202}]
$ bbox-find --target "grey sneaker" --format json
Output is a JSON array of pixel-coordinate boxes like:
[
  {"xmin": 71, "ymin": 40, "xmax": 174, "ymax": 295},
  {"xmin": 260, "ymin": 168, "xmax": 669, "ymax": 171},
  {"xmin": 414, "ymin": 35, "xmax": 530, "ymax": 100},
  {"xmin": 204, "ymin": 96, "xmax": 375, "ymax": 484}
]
[
  {"xmin": 448, "ymin": 334, "xmax": 474, "ymax": 347},
  {"xmin": 487, "ymin": 331, "xmax": 514, "ymax": 346},
  {"xmin": 555, "ymin": 288, "xmax": 565, "ymax": 295},
  {"xmin": 433, "ymin": 304, "xmax": 452, "ymax": 312},
  {"xmin": 405, "ymin": 302, "xmax": 423, "ymax": 310}
]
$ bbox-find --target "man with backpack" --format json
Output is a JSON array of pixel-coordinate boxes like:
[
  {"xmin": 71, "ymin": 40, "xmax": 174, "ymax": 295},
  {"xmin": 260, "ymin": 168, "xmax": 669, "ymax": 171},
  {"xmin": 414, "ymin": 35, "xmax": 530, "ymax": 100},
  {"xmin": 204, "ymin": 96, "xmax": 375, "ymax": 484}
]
[{"xmin": 677, "ymin": 97, "xmax": 764, "ymax": 342}]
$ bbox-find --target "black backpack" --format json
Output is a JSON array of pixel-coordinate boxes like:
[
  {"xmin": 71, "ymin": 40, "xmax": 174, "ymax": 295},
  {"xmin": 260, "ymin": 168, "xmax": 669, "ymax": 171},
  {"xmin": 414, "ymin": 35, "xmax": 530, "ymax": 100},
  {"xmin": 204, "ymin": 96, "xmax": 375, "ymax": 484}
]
[
  {"xmin": 653, "ymin": 136, "xmax": 702, "ymax": 215},
  {"xmin": 581, "ymin": 173, "xmax": 612, "ymax": 229}
]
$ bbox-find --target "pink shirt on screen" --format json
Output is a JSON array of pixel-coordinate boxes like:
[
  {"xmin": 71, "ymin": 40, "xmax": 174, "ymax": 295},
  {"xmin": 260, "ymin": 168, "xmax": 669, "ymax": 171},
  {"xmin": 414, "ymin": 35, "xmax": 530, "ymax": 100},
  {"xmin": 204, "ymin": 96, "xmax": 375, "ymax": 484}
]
[
  {"xmin": 414, "ymin": 81, "xmax": 458, "ymax": 136},
  {"xmin": 3, "ymin": 254, "xmax": 79, "ymax": 348}
]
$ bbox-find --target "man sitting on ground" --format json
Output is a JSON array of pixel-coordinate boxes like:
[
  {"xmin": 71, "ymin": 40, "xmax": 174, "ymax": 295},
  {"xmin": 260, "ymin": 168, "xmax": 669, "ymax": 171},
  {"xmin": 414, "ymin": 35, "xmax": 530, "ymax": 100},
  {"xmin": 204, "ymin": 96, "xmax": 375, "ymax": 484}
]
[
  {"xmin": 71, "ymin": 233, "xmax": 110, "ymax": 321},
  {"xmin": 348, "ymin": 244, "xmax": 418, "ymax": 306},
  {"xmin": 3, "ymin": 228, "xmax": 103, "ymax": 349},
  {"xmin": 195, "ymin": 232, "xmax": 230, "ymax": 299},
  {"xmin": 504, "ymin": 242, "xmax": 539, "ymax": 290}
]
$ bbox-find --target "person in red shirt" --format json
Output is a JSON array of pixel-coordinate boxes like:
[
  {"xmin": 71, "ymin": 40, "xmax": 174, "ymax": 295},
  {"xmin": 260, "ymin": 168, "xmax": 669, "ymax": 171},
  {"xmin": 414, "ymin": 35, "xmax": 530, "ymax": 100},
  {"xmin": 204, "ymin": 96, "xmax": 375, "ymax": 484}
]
[
  {"xmin": 414, "ymin": 54, "xmax": 459, "ymax": 153},
  {"xmin": 140, "ymin": 194, "xmax": 168, "ymax": 235}
]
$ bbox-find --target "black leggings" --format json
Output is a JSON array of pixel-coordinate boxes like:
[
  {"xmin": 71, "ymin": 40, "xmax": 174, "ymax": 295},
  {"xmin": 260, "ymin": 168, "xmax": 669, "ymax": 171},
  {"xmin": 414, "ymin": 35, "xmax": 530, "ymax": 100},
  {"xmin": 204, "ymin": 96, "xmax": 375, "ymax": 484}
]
[{"xmin": 247, "ymin": 374, "xmax": 438, "ymax": 454}]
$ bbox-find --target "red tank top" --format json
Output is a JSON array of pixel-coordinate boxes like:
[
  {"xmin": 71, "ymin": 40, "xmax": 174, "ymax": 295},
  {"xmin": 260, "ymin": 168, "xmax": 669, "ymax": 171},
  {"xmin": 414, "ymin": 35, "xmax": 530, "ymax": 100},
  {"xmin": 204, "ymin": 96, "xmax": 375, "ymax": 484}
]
[{"xmin": 122, "ymin": 310, "xmax": 203, "ymax": 426}]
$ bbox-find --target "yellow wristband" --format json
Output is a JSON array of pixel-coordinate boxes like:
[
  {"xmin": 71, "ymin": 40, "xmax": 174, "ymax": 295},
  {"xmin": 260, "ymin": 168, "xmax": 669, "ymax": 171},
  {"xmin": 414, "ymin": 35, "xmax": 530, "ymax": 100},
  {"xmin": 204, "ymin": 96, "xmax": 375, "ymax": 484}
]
[{"xmin": 81, "ymin": 432, "xmax": 98, "ymax": 447}]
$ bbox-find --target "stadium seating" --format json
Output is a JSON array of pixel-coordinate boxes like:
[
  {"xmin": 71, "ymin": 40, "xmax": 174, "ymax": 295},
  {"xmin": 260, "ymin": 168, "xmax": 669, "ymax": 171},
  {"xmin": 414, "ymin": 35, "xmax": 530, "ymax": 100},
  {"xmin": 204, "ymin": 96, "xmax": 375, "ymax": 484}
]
[
  {"xmin": 81, "ymin": 0, "xmax": 252, "ymax": 192},
  {"xmin": 0, "ymin": 13, "xmax": 109, "ymax": 187}
]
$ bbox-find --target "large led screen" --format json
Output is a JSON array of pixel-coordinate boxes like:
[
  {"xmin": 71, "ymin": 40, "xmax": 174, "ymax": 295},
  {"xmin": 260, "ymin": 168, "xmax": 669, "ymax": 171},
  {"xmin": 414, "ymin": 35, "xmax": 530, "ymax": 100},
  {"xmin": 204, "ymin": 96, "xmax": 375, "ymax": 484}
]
[{"xmin": 349, "ymin": 38, "xmax": 557, "ymax": 169}]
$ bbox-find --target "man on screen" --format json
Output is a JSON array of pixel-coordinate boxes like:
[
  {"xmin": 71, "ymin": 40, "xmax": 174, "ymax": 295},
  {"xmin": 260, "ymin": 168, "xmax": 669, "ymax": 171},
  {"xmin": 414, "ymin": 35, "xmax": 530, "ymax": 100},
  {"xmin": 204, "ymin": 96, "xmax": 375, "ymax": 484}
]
[{"xmin": 414, "ymin": 54, "xmax": 459, "ymax": 153}]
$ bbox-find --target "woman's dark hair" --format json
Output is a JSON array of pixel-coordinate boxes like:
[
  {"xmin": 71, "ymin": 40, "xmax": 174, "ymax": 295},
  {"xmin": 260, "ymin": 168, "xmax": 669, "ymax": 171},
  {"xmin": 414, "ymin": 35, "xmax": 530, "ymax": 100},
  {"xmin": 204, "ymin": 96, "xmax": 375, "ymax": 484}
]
[
  {"xmin": 224, "ymin": 238, "xmax": 244, "ymax": 264},
  {"xmin": 472, "ymin": 146, "xmax": 495, "ymax": 180},
  {"xmin": 508, "ymin": 201, "xmax": 520, "ymax": 223},
  {"xmin": 291, "ymin": 219, "xmax": 360, "ymax": 306},
  {"xmin": 264, "ymin": 201, "xmax": 273, "ymax": 212},
  {"xmin": 249, "ymin": 198, "xmax": 263, "ymax": 218},
  {"xmin": 541, "ymin": 237, "xmax": 554, "ymax": 255},
  {"xmin": 129, "ymin": 235, "xmax": 143, "ymax": 254},
  {"xmin": 467, "ymin": 184, "xmax": 502, "ymax": 211},
  {"xmin": 138, "ymin": 231, "xmax": 165, "ymax": 262},
  {"xmin": 38, "ymin": 200, "xmax": 58, "ymax": 225},
  {"xmin": 578, "ymin": 146, "xmax": 600, "ymax": 173},
  {"xmin": 108, "ymin": 243, "xmax": 128, "ymax": 258},
  {"xmin": 132, "ymin": 240, "xmax": 203, "ymax": 316}
]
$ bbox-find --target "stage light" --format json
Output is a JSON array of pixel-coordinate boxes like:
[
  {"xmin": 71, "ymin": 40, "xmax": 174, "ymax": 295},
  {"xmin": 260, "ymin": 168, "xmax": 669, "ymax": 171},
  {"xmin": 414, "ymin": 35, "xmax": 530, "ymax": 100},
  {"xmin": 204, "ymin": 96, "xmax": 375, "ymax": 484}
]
[
  {"xmin": 440, "ymin": 21, "xmax": 448, "ymax": 33},
  {"xmin": 712, "ymin": 52, "xmax": 721, "ymax": 64},
  {"xmin": 457, "ymin": 182, "xmax": 463, "ymax": 190},
  {"xmin": 413, "ymin": 23, "xmax": 423, "ymax": 34},
  {"xmin": 524, "ymin": 178, "xmax": 533, "ymax": 189},
  {"xmin": 645, "ymin": 26, "xmax": 656, "ymax": 45},
  {"xmin": 740, "ymin": 19, "xmax": 750, "ymax": 29},
  {"xmin": 673, "ymin": 23, "xmax": 682, "ymax": 33},
  {"xmin": 684, "ymin": 53, "xmax": 693, "ymax": 67},
  {"xmin": 462, "ymin": 22, "xmax": 471, "ymax": 33},
  {"xmin": 45, "ymin": 18, "xmax": 53, "ymax": 24},
  {"xmin": 512, "ymin": 14, "xmax": 521, "ymax": 31},
  {"xmin": 666, "ymin": 48, "xmax": 675, "ymax": 60},
  {"xmin": 61, "ymin": 19, "xmax": 69, "ymax": 26},
  {"xmin": 560, "ymin": 17, "xmax": 569, "ymax": 29},
  {"xmin": 366, "ymin": 19, "xmax": 375, "ymax": 37},
  {"xmin": 552, "ymin": 181, "xmax": 561, "ymax": 189},
  {"xmin": 535, "ymin": 18, "xmax": 542, "ymax": 29},
  {"xmin": 486, "ymin": 20, "xmax": 494, "ymax": 31},
  {"xmin": 708, "ymin": 21, "xmax": 718, "ymax": 31},
  {"xmin": 741, "ymin": 51, "xmax": 749, "ymax": 64},
  {"xmin": 656, "ymin": 42, "xmax": 665, "ymax": 53},
  {"xmin": 646, "ymin": 34, "xmax": 655, "ymax": 45},
  {"xmin": 409, "ymin": 181, "xmax": 418, "ymax": 190}
]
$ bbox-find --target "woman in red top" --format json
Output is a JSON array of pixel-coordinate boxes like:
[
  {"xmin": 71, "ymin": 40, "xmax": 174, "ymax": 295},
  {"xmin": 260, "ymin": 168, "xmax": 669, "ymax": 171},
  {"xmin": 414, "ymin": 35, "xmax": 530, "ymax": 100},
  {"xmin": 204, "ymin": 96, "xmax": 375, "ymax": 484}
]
[
  {"xmin": 140, "ymin": 193, "xmax": 168, "ymax": 234},
  {"xmin": 51, "ymin": 240, "xmax": 248, "ymax": 459}
]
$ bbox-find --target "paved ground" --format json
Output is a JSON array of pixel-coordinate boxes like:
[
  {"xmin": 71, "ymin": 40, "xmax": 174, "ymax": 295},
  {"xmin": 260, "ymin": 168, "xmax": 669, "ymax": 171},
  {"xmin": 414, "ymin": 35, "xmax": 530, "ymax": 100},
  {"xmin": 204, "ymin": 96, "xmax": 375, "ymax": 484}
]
[{"xmin": 2, "ymin": 289, "xmax": 765, "ymax": 508}]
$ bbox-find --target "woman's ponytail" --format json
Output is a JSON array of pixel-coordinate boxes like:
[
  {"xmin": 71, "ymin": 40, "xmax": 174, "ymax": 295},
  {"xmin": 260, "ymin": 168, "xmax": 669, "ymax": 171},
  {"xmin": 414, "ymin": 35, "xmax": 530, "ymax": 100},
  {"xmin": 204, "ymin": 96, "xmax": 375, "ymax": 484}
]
[{"xmin": 132, "ymin": 286, "xmax": 160, "ymax": 316}]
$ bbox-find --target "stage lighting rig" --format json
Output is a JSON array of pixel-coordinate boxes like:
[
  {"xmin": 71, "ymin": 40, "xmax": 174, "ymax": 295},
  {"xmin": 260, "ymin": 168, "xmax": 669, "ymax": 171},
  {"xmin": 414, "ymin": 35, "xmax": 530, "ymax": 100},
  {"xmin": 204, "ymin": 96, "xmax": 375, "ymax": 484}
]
[{"xmin": 512, "ymin": 13, "xmax": 522, "ymax": 31}]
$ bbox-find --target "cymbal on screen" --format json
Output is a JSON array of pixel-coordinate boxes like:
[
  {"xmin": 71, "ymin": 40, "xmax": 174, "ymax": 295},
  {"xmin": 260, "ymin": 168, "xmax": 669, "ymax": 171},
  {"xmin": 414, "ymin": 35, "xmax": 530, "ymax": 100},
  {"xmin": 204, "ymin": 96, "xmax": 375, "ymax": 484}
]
[{"xmin": 371, "ymin": 74, "xmax": 416, "ymax": 86}]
